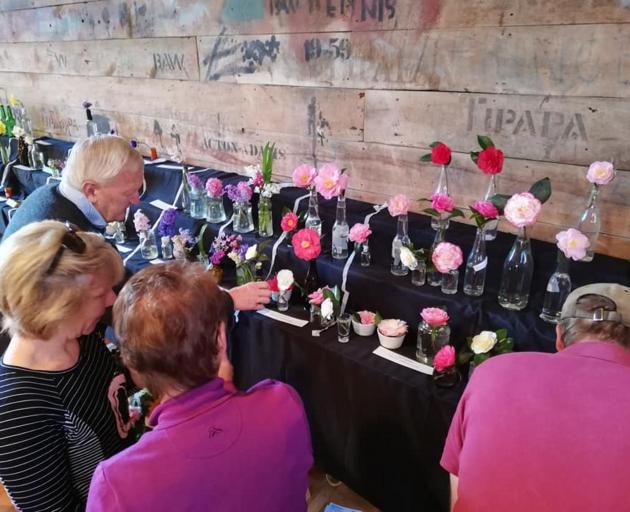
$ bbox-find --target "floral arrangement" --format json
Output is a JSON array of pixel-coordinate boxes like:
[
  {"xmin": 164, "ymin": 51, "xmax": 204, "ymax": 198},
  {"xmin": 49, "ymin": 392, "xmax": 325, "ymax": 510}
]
[
  {"xmin": 420, "ymin": 141, "xmax": 452, "ymax": 166},
  {"xmin": 292, "ymin": 228, "xmax": 321, "ymax": 261},
  {"xmin": 586, "ymin": 161, "xmax": 615, "ymax": 186},
  {"xmin": 248, "ymin": 142, "xmax": 281, "ymax": 198},
  {"xmin": 433, "ymin": 345, "xmax": 456, "ymax": 373},
  {"xmin": 470, "ymin": 135, "xmax": 504, "ymax": 175},
  {"xmin": 205, "ymin": 178, "xmax": 223, "ymax": 198},
  {"xmin": 268, "ymin": 269, "xmax": 295, "ymax": 293},
  {"xmin": 377, "ymin": 319, "xmax": 408, "ymax": 337},
  {"xmin": 133, "ymin": 209, "xmax": 151, "ymax": 233},
  {"xmin": 490, "ymin": 177, "xmax": 552, "ymax": 228},
  {"xmin": 208, "ymin": 233, "xmax": 242, "ymax": 267},
  {"xmin": 388, "ymin": 194, "xmax": 411, "ymax": 217},
  {"xmin": 225, "ymin": 181, "xmax": 253, "ymax": 204},
  {"xmin": 348, "ymin": 223, "xmax": 372, "ymax": 246},
  {"xmin": 172, "ymin": 228, "xmax": 196, "ymax": 259},
  {"xmin": 431, "ymin": 242, "xmax": 463, "ymax": 273},
  {"xmin": 556, "ymin": 228, "xmax": 590, "ymax": 261},
  {"xmin": 281, "ymin": 211, "xmax": 299, "ymax": 232},
  {"xmin": 469, "ymin": 200, "xmax": 499, "ymax": 228},
  {"xmin": 292, "ymin": 164, "xmax": 317, "ymax": 188},
  {"xmin": 400, "ymin": 244, "xmax": 426, "ymax": 271},
  {"xmin": 157, "ymin": 208, "xmax": 177, "ymax": 238},
  {"xmin": 308, "ymin": 286, "xmax": 341, "ymax": 321},
  {"xmin": 228, "ymin": 242, "xmax": 258, "ymax": 267},
  {"xmin": 314, "ymin": 163, "xmax": 347, "ymax": 199},
  {"xmin": 459, "ymin": 328, "xmax": 514, "ymax": 367}
]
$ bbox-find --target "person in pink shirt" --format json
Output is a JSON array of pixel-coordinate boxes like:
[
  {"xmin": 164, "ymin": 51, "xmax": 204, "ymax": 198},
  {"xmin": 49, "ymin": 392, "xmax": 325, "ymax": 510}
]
[
  {"xmin": 442, "ymin": 283, "xmax": 630, "ymax": 512},
  {"xmin": 87, "ymin": 261, "xmax": 313, "ymax": 512}
]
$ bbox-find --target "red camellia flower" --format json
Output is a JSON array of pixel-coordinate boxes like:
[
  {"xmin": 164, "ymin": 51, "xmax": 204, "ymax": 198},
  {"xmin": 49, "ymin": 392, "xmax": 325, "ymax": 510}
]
[
  {"xmin": 291, "ymin": 228, "xmax": 321, "ymax": 261},
  {"xmin": 431, "ymin": 143, "xmax": 452, "ymax": 165},
  {"xmin": 477, "ymin": 147, "xmax": 504, "ymax": 175},
  {"xmin": 267, "ymin": 275, "xmax": 279, "ymax": 292}
]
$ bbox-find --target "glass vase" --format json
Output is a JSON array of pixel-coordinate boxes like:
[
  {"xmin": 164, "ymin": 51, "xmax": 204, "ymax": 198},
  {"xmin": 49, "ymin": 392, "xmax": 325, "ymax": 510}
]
[
  {"xmin": 483, "ymin": 175, "xmax": 499, "ymax": 241},
  {"xmin": 576, "ymin": 184, "xmax": 600, "ymax": 262},
  {"xmin": 498, "ymin": 226, "xmax": 534, "ymax": 311},
  {"xmin": 431, "ymin": 165, "xmax": 450, "ymax": 230},
  {"xmin": 540, "ymin": 250, "xmax": 572, "ymax": 324},
  {"xmin": 0, "ymin": 138, "xmax": 9, "ymax": 165},
  {"xmin": 463, "ymin": 228, "xmax": 487, "ymax": 297},
  {"xmin": 113, "ymin": 222, "xmax": 126, "ymax": 244},
  {"xmin": 305, "ymin": 188, "xmax": 322, "ymax": 235},
  {"xmin": 411, "ymin": 260, "xmax": 426, "ymax": 286},
  {"xmin": 360, "ymin": 242, "xmax": 371, "ymax": 267},
  {"xmin": 180, "ymin": 165, "xmax": 190, "ymax": 213},
  {"xmin": 258, "ymin": 196, "xmax": 274, "ymax": 238},
  {"xmin": 391, "ymin": 214, "xmax": 411, "ymax": 276},
  {"xmin": 160, "ymin": 236, "xmax": 173, "ymax": 259},
  {"xmin": 206, "ymin": 196, "xmax": 227, "ymax": 223},
  {"xmin": 139, "ymin": 230, "xmax": 158, "ymax": 260},
  {"xmin": 332, "ymin": 194, "xmax": 349, "ymax": 259},
  {"xmin": 427, "ymin": 223, "xmax": 446, "ymax": 286},
  {"xmin": 189, "ymin": 187, "xmax": 207, "ymax": 219},
  {"xmin": 233, "ymin": 201, "xmax": 255, "ymax": 233},
  {"xmin": 416, "ymin": 321, "xmax": 451, "ymax": 365},
  {"xmin": 236, "ymin": 263, "xmax": 255, "ymax": 285},
  {"xmin": 441, "ymin": 269, "xmax": 459, "ymax": 294},
  {"xmin": 277, "ymin": 290, "xmax": 290, "ymax": 312}
]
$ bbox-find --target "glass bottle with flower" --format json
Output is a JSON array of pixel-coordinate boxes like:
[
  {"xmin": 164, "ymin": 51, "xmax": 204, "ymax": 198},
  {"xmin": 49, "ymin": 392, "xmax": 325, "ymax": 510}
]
[
  {"xmin": 274, "ymin": 269, "xmax": 295, "ymax": 312},
  {"xmin": 458, "ymin": 329, "xmax": 514, "ymax": 377},
  {"xmin": 577, "ymin": 161, "xmax": 615, "ymax": 262},
  {"xmin": 250, "ymin": 142, "xmax": 279, "ymax": 238},
  {"xmin": 133, "ymin": 209, "xmax": 158, "ymax": 260},
  {"xmin": 187, "ymin": 173, "xmax": 207, "ymax": 219},
  {"xmin": 417, "ymin": 307, "xmax": 451, "ymax": 365},
  {"xmin": 470, "ymin": 135, "xmax": 504, "ymax": 241},
  {"xmin": 420, "ymin": 141, "xmax": 453, "ymax": 230},
  {"xmin": 464, "ymin": 200, "xmax": 499, "ymax": 297},
  {"xmin": 348, "ymin": 222, "xmax": 372, "ymax": 267},
  {"xmin": 226, "ymin": 181, "xmax": 255, "ymax": 233},
  {"xmin": 400, "ymin": 245, "xmax": 427, "ymax": 286},
  {"xmin": 421, "ymin": 193, "xmax": 464, "ymax": 236},
  {"xmin": 205, "ymin": 177, "xmax": 226, "ymax": 223},
  {"xmin": 388, "ymin": 194, "xmax": 412, "ymax": 276},
  {"xmin": 308, "ymin": 286, "xmax": 340, "ymax": 330},
  {"xmin": 157, "ymin": 208, "xmax": 178, "ymax": 260},
  {"xmin": 292, "ymin": 228, "xmax": 322, "ymax": 306},
  {"xmin": 432, "ymin": 242, "xmax": 463, "ymax": 295},
  {"xmin": 314, "ymin": 163, "xmax": 348, "ymax": 259},
  {"xmin": 293, "ymin": 164, "xmax": 320, "ymax": 234}
]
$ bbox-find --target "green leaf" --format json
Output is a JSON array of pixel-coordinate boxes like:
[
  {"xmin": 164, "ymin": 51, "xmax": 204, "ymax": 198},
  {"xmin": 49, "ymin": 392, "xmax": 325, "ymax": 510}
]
[
  {"xmin": 197, "ymin": 223, "xmax": 209, "ymax": 257},
  {"xmin": 458, "ymin": 351, "xmax": 473, "ymax": 365},
  {"xmin": 298, "ymin": 210, "xmax": 308, "ymax": 223},
  {"xmin": 448, "ymin": 208, "xmax": 465, "ymax": 220},
  {"xmin": 490, "ymin": 193, "xmax": 510, "ymax": 213},
  {"xmin": 282, "ymin": 206, "xmax": 292, "ymax": 216},
  {"xmin": 420, "ymin": 153, "xmax": 433, "ymax": 162},
  {"xmin": 374, "ymin": 311, "xmax": 383, "ymax": 325},
  {"xmin": 529, "ymin": 177, "xmax": 552, "ymax": 204},
  {"xmin": 470, "ymin": 151, "xmax": 479, "ymax": 164},
  {"xmin": 423, "ymin": 208, "xmax": 439, "ymax": 216},
  {"xmin": 495, "ymin": 328, "xmax": 508, "ymax": 340},
  {"xmin": 261, "ymin": 142, "xmax": 275, "ymax": 184},
  {"xmin": 429, "ymin": 141, "xmax": 441, "ymax": 148},
  {"xmin": 477, "ymin": 135, "xmax": 494, "ymax": 150},
  {"xmin": 473, "ymin": 353, "xmax": 490, "ymax": 365}
]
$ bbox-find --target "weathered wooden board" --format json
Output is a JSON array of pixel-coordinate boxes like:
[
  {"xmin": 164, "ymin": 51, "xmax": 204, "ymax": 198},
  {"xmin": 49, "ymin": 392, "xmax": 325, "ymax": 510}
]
[
  {"xmin": 365, "ymin": 90, "xmax": 630, "ymax": 169},
  {"xmin": 196, "ymin": 25, "xmax": 630, "ymax": 98},
  {"xmin": 0, "ymin": 0, "xmax": 131, "ymax": 42},
  {"xmin": 0, "ymin": 0, "xmax": 98, "ymax": 12},
  {"xmin": 0, "ymin": 72, "xmax": 365, "ymax": 142},
  {"xmin": 0, "ymin": 38, "xmax": 199, "ymax": 80}
]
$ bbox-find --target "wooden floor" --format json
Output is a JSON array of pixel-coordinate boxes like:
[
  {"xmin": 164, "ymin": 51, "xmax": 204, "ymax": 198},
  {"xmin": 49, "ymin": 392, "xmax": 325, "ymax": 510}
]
[{"xmin": 0, "ymin": 468, "xmax": 378, "ymax": 511}]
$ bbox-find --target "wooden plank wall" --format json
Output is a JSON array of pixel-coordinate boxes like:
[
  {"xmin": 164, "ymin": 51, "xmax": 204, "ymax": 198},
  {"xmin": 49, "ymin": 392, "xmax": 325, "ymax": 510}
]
[{"xmin": 0, "ymin": 0, "xmax": 628, "ymax": 258}]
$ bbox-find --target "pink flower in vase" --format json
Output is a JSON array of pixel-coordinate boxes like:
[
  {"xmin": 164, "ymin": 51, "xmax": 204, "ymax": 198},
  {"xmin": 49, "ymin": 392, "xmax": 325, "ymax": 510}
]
[
  {"xmin": 388, "ymin": 194, "xmax": 410, "ymax": 217},
  {"xmin": 292, "ymin": 228, "xmax": 322, "ymax": 261},
  {"xmin": 348, "ymin": 223, "xmax": 372, "ymax": 244},
  {"xmin": 431, "ymin": 193, "xmax": 454, "ymax": 212},
  {"xmin": 133, "ymin": 209, "xmax": 151, "ymax": 232},
  {"xmin": 431, "ymin": 242, "xmax": 463, "ymax": 273},
  {"xmin": 420, "ymin": 307, "xmax": 449, "ymax": 327},
  {"xmin": 280, "ymin": 211, "xmax": 299, "ymax": 232},
  {"xmin": 267, "ymin": 275, "xmax": 280, "ymax": 292},
  {"xmin": 357, "ymin": 310, "xmax": 376, "ymax": 325},
  {"xmin": 314, "ymin": 163, "xmax": 347, "ymax": 199},
  {"xmin": 586, "ymin": 161, "xmax": 615, "ymax": 185},
  {"xmin": 504, "ymin": 192, "xmax": 542, "ymax": 228},
  {"xmin": 556, "ymin": 228, "xmax": 590, "ymax": 261},
  {"xmin": 205, "ymin": 178, "xmax": 223, "ymax": 198},
  {"xmin": 292, "ymin": 164, "xmax": 317, "ymax": 188},
  {"xmin": 308, "ymin": 288, "xmax": 325, "ymax": 305},
  {"xmin": 434, "ymin": 345, "xmax": 456, "ymax": 372},
  {"xmin": 471, "ymin": 200, "xmax": 498, "ymax": 219}
]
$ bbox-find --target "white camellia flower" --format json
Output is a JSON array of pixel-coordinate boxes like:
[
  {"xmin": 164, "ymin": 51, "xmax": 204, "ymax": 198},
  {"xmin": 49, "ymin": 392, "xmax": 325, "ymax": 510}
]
[
  {"xmin": 277, "ymin": 269, "xmax": 294, "ymax": 291},
  {"xmin": 243, "ymin": 164, "xmax": 261, "ymax": 178},
  {"xmin": 321, "ymin": 298, "xmax": 334, "ymax": 320},
  {"xmin": 227, "ymin": 251, "xmax": 240, "ymax": 265},
  {"xmin": 471, "ymin": 331, "xmax": 498, "ymax": 354},
  {"xmin": 400, "ymin": 247, "xmax": 418, "ymax": 270},
  {"xmin": 245, "ymin": 244, "xmax": 257, "ymax": 261}
]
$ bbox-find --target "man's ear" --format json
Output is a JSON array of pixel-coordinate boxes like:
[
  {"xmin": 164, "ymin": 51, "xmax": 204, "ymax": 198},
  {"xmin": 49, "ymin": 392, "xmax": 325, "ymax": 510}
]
[
  {"xmin": 81, "ymin": 180, "xmax": 98, "ymax": 202},
  {"xmin": 555, "ymin": 324, "xmax": 565, "ymax": 352}
]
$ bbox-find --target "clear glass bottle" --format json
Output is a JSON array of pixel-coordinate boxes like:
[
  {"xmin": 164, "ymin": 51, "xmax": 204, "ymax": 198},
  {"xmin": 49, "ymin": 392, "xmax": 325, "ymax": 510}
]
[
  {"xmin": 277, "ymin": 290, "xmax": 290, "ymax": 312},
  {"xmin": 463, "ymin": 228, "xmax": 488, "ymax": 297},
  {"xmin": 332, "ymin": 194, "xmax": 349, "ymax": 259},
  {"xmin": 540, "ymin": 250, "xmax": 572, "ymax": 323},
  {"xmin": 189, "ymin": 187, "xmax": 207, "ymax": 219},
  {"xmin": 258, "ymin": 196, "xmax": 274, "ymax": 238},
  {"xmin": 161, "ymin": 236, "xmax": 173, "ymax": 259},
  {"xmin": 233, "ymin": 201, "xmax": 255, "ymax": 233},
  {"xmin": 139, "ymin": 230, "xmax": 158, "ymax": 260},
  {"xmin": 114, "ymin": 222, "xmax": 126, "ymax": 244},
  {"xmin": 577, "ymin": 184, "xmax": 600, "ymax": 262},
  {"xmin": 431, "ymin": 165, "xmax": 450, "ymax": 230},
  {"xmin": 360, "ymin": 242, "xmax": 371, "ymax": 267},
  {"xmin": 411, "ymin": 260, "xmax": 426, "ymax": 286},
  {"xmin": 206, "ymin": 196, "xmax": 227, "ymax": 223},
  {"xmin": 180, "ymin": 165, "xmax": 191, "ymax": 213},
  {"xmin": 483, "ymin": 175, "xmax": 499, "ymax": 241},
  {"xmin": 417, "ymin": 321, "xmax": 451, "ymax": 365},
  {"xmin": 498, "ymin": 227, "xmax": 534, "ymax": 311},
  {"xmin": 305, "ymin": 188, "xmax": 322, "ymax": 235},
  {"xmin": 391, "ymin": 214, "xmax": 411, "ymax": 276},
  {"xmin": 427, "ymin": 224, "xmax": 446, "ymax": 286}
]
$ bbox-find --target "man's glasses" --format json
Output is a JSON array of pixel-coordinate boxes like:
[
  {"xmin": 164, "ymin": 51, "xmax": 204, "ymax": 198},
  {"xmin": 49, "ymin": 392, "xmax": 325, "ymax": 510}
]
[{"xmin": 46, "ymin": 222, "xmax": 86, "ymax": 275}]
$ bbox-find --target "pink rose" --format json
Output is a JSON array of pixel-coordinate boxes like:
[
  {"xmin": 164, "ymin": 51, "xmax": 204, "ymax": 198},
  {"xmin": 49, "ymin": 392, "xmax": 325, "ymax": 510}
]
[
  {"xmin": 348, "ymin": 223, "xmax": 372, "ymax": 244},
  {"xmin": 586, "ymin": 161, "xmax": 615, "ymax": 185},
  {"xmin": 388, "ymin": 194, "xmax": 411, "ymax": 217},
  {"xmin": 434, "ymin": 345, "xmax": 455, "ymax": 372},
  {"xmin": 431, "ymin": 242, "xmax": 463, "ymax": 273},
  {"xmin": 308, "ymin": 288, "xmax": 324, "ymax": 305},
  {"xmin": 281, "ymin": 211, "xmax": 298, "ymax": 232},
  {"xmin": 471, "ymin": 200, "xmax": 498, "ymax": 219},
  {"xmin": 357, "ymin": 310, "xmax": 376, "ymax": 325},
  {"xmin": 556, "ymin": 228, "xmax": 590, "ymax": 261},
  {"xmin": 314, "ymin": 163, "xmax": 346, "ymax": 199},
  {"xmin": 431, "ymin": 143, "xmax": 452, "ymax": 166},
  {"xmin": 477, "ymin": 146, "xmax": 504, "ymax": 175},
  {"xmin": 133, "ymin": 209, "xmax": 151, "ymax": 232},
  {"xmin": 431, "ymin": 193, "xmax": 454, "ymax": 212},
  {"xmin": 420, "ymin": 307, "xmax": 449, "ymax": 327},
  {"xmin": 292, "ymin": 164, "xmax": 317, "ymax": 188},
  {"xmin": 504, "ymin": 192, "xmax": 542, "ymax": 228},
  {"xmin": 378, "ymin": 319, "xmax": 408, "ymax": 337},
  {"xmin": 205, "ymin": 178, "xmax": 223, "ymax": 198},
  {"xmin": 292, "ymin": 228, "xmax": 321, "ymax": 261}
]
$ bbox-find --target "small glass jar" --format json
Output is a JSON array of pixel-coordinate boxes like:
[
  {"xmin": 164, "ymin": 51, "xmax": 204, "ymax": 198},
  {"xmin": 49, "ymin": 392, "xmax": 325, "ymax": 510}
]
[
  {"xmin": 139, "ymin": 230, "xmax": 158, "ymax": 260},
  {"xmin": 114, "ymin": 222, "xmax": 126, "ymax": 244},
  {"xmin": 206, "ymin": 195, "xmax": 227, "ymax": 223},
  {"xmin": 161, "ymin": 236, "xmax": 173, "ymax": 259},
  {"xmin": 441, "ymin": 269, "xmax": 459, "ymax": 294},
  {"xmin": 417, "ymin": 321, "xmax": 451, "ymax": 365},
  {"xmin": 411, "ymin": 260, "xmax": 426, "ymax": 286},
  {"xmin": 258, "ymin": 196, "xmax": 274, "ymax": 238},
  {"xmin": 233, "ymin": 201, "xmax": 255, "ymax": 233},
  {"xmin": 189, "ymin": 187, "xmax": 207, "ymax": 219},
  {"xmin": 360, "ymin": 243, "xmax": 371, "ymax": 267},
  {"xmin": 277, "ymin": 290, "xmax": 290, "ymax": 312}
]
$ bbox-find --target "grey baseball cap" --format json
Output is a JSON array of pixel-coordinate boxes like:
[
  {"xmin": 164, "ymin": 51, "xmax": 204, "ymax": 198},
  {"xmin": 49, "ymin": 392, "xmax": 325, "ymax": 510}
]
[{"xmin": 561, "ymin": 283, "xmax": 630, "ymax": 327}]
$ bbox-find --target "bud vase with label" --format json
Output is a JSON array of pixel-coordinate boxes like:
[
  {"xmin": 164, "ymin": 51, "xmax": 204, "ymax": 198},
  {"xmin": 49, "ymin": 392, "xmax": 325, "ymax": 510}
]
[
  {"xmin": 332, "ymin": 193, "xmax": 349, "ymax": 259},
  {"xmin": 391, "ymin": 214, "xmax": 411, "ymax": 276},
  {"xmin": 464, "ymin": 228, "xmax": 488, "ymax": 296},
  {"xmin": 305, "ymin": 188, "xmax": 322, "ymax": 235},
  {"xmin": 576, "ymin": 184, "xmax": 600, "ymax": 262},
  {"xmin": 483, "ymin": 175, "xmax": 499, "ymax": 241},
  {"xmin": 498, "ymin": 226, "xmax": 534, "ymax": 311},
  {"xmin": 540, "ymin": 250, "xmax": 572, "ymax": 323},
  {"xmin": 206, "ymin": 196, "xmax": 227, "ymax": 223},
  {"xmin": 139, "ymin": 230, "xmax": 158, "ymax": 260},
  {"xmin": 431, "ymin": 165, "xmax": 450, "ymax": 230},
  {"xmin": 233, "ymin": 201, "xmax": 255, "ymax": 233}
]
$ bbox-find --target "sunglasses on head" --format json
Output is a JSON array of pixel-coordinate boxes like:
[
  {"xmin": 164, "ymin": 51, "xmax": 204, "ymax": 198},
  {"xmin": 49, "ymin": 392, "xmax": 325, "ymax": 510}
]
[{"xmin": 46, "ymin": 222, "xmax": 87, "ymax": 275}]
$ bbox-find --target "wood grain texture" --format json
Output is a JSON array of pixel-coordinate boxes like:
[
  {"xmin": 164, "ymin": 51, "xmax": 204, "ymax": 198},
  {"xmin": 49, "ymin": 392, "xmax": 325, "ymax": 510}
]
[{"xmin": 0, "ymin": 0, "xmax": 96, "ymax": 12}]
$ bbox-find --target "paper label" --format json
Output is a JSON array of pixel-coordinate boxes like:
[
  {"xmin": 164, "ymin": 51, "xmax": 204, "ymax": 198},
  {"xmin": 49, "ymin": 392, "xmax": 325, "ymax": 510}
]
[
  {"xmin": 35, "ymin": 140, "xmax": 52, "ymax": 146},
  {"xmin": 144, "ymin": 158, "xmax": 167, "ymax": 164},
  {"xmin": 373, "ymin": 346, "xmax": 434, "ymax": 375},
  {"xmin": 472, "ymin": 258, "xmax": 488, "ymax": 272},
  {"xmin": 14, "ymin": 164, "xmax": 35, "ymax": 171},
  {"xmin": 156, "ymin": 164, "xmax": 184, "ymax": 170},
  {"xmin": 149, "ymin": 258, "xmax": 165, "ymax": 265},
  {"xmin": 116, "ymin": 245, "xmax": 132, "ymax": 253},
  {"xmin": 256, "ymin": 308, "xmax": 309, "ymax": 327},
  {"xmin": 150, "ymin": 199, "xmax": 173, "ymax": 211}
]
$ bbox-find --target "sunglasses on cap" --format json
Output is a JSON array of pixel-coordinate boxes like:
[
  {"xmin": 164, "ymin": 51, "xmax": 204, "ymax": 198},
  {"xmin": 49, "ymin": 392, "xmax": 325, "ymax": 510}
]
[{"xmin": 46, "ymin": 222, "xmax": 87, "ymax": 275}]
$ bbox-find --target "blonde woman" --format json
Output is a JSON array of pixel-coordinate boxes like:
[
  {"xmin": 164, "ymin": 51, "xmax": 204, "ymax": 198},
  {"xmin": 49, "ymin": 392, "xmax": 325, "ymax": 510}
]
[{"xmin": 0, "ymin": 220, "xmax": 133, "ymax": 511}]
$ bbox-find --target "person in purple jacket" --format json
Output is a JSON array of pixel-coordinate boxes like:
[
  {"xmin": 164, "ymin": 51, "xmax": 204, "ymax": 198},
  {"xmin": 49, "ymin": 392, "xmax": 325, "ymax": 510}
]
[{"xmin": 87, "ymin": 260, "xmax": 313, "ymax": 512}]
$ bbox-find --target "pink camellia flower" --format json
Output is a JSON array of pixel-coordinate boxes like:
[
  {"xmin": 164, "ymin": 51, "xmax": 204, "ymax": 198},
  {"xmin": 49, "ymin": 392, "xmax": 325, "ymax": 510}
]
[
  {"xmin": 434, "ymin": 345, "xmax": 456, "ymax": 372},
  {"xmin": 133, "ymin": 209, "xmax": 151, "ymax": 232},
  {"xmin": 378, "ymin": 319, "xmax": 408, "ymax": 337},
  {"xmin": 504, "ymin": 192, "xmax": 542, "ymax": 228},
  {"xmin": 420, "ymin": 307, "xmax": 449, "ymax": 327},
  {"xmin": 205, "ymin": 178, "xmax": 223, "ymax": 198},
  {"xmin": 348, "ymin": 223, "xmax": 372, "ymax": 244},
  {"xmin": 477, "ymin": 146, "xmax": 504, "ymax": 175},
  {"xmin": 431, "ymin": 193, "xmax": 454, "ymax": 212},
  {"xmin": 556, "ymin": 228, "xmax": 590, "ymax": 261},
  {"xmin": 388, "ymin": 194, "xmax": 411, "ymax": 217},
  {"xmin": 308, "ymin": 288, "xmax": 325, "ymax": 305},
  {"xmin": 314, "ymin": 163, "xmax": 346, "ymax": 199},
  {"xmin": 471, "ymin": 200, "xmax": 498, "ymax": 219},
  {"xmin": 280, "ymin": 211, "xmax": 299, "ymax": 232},
  {"xmin": 432, "ymin": 242, "xmax": 463, "ymax": 273},
  {"xmin": 292, "ymin": 164, "xmax": 317, "ymax": 188},
  {"xmin": 292, "ymin": 228, "xmax": 321, "ymax": 261},
  {"xmin": 251, "ymin": 170, "xmax": 265, "ymax": 188},
  {"xmin": 586, "ymin": 161, "xmax": 615, "ymax": 185},
  {"xmin": 357, "ymin": 310, "xmax": 376, "ymax": 325}
]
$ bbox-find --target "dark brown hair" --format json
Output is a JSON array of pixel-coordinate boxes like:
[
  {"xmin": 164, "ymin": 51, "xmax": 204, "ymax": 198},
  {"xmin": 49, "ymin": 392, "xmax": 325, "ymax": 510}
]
[{"xmin": 113, "ymin": 261, "xmax": 227, "ymax": 397}]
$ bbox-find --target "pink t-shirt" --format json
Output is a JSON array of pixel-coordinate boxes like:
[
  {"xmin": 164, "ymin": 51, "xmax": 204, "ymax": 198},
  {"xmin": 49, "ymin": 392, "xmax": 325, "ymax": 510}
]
[{"xmin": 441, "ymin": 341, "xmax": 630, "ymax": 512}]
